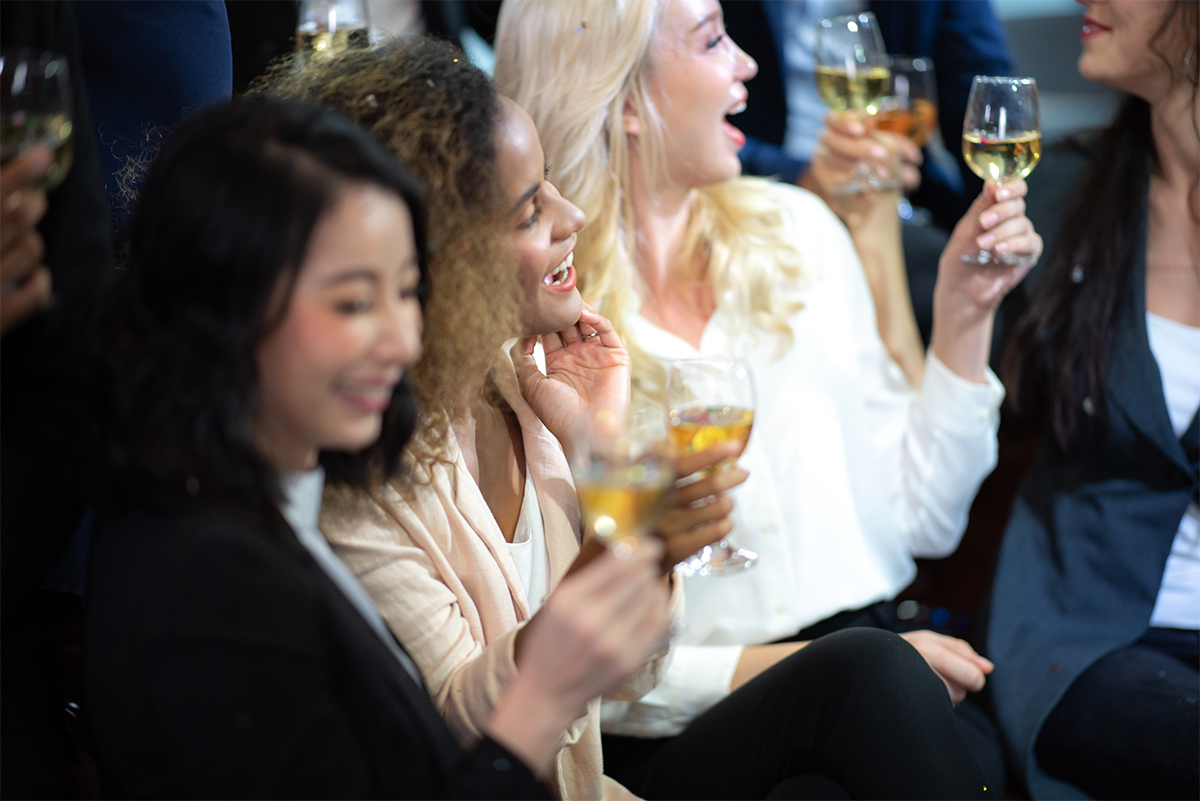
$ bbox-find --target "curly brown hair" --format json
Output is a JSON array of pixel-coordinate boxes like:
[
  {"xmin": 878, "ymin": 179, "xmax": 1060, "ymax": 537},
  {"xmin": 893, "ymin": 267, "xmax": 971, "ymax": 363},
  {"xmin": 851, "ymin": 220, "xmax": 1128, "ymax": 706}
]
[{"xmin": 256, "ymin": 38, "xmax": 523, "ymax": 462}]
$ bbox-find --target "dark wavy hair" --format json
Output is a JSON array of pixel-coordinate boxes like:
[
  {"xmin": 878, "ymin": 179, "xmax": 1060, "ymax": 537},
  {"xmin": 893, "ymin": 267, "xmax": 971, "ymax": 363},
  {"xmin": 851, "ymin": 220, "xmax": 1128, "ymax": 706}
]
[
  {"xmin": 88, "ymin": 97, "xmax": 428, "ymax": 518},
  {"xmin": 1002, "ymin": 0, "xmax": 1199, "ymax": 449},
  {"xmin": 258, "ymin": 37, "xmax": 523, "ymax": 462}
]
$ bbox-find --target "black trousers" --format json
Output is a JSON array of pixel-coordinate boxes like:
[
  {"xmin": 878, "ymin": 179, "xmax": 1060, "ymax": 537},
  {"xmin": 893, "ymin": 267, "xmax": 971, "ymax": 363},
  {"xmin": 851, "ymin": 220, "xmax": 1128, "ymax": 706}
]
[
  {"xmin": 1036, "ymin": 627, "xmax": 1200, "ymax": 800},
  {"xmin": 603, "ymin": 628, "xmax": 988, "ymax": 800}
]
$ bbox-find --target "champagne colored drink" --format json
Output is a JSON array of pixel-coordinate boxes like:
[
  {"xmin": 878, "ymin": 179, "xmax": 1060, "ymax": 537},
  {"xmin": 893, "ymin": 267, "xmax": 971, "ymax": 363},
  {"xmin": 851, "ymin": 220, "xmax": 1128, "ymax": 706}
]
[
  {"xmin": 875, "ymin": 99, "xmax": 938, "ymax": 147},
  {"xmin": 669, "ymin": 406, "xmax": 754, "ymax": 470},
  {"xmin": 815, "ymin": 12, "xmax": 891, "ymax": 194},
  {"xmin": 666, "ymin": 359, "xmax": 757, "ymax": 577},
  {"xmin": 296, "ymin": 0, "xmax": 370, "ymax": 61},
  {"xmin": 0, "ymin": 51, "xmax": 74, "ymax": 190},
  {"xmin": 297, "ymin": 27, "xmax": 370, "ymax": 58},
  {"xmin": 962, "ymin": 131, "xmax": 1042, "ymax": 183},
  {"xmin": 960, "ymin": 76, "xmax": 1040, "ymax": 265},
  {"xmin": 815, "ymin": 65, "xmax": 891, "ymax": 114},
  {"xmin": 576, "ymin": 462, "xmax": 672, "ymax": 554}
]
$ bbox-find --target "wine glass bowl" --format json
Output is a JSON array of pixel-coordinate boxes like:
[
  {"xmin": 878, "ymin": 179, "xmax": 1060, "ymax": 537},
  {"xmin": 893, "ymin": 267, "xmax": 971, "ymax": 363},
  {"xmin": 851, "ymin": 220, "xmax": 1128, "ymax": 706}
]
[
  {"xmin": 0, "ymin": 50, "xmax": 74, "ymax": 191},
  {"xmin": 572, "ymin": 408, "xmax": 674, "ymax": 559},
  {"xmin": 875, "ymin": 56, "xmax": 938, "ymax": 149},
  {"xmin": 296, "ymin": 0, "xmax": 371, "ymax": 61},
  {"xmin": 815, "ymin": 12, "xmax": 892, "ymax": 195},
  {"xmin": 666, "ymin": 358, "xmax": 757, "ymax": 577},
  {"xmin": 960, "ymin": 75, "xmax": 1041, "ymax": 264}
]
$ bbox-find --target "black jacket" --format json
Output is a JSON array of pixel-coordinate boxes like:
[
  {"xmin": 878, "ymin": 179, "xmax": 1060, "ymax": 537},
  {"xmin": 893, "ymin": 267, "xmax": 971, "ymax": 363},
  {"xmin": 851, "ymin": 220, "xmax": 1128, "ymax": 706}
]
[{"xmin": 83, "ymin": 501, "xmax": 549, "ymax": 799}]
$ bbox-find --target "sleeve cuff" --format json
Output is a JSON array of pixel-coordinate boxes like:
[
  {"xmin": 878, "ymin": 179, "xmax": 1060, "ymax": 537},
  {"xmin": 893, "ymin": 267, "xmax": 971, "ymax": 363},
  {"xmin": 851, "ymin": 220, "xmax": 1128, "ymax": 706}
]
[{"xmin": 918, "ymin": 350, "xmax": 1005, "ymax": 439}]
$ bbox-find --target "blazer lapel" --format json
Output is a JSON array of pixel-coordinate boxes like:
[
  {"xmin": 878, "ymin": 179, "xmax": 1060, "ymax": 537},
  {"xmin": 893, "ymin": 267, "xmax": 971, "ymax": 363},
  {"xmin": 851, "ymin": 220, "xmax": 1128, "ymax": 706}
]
[{"xmin": 1106, "ymin": 213, "xmax": 1192, "ymax": 475}]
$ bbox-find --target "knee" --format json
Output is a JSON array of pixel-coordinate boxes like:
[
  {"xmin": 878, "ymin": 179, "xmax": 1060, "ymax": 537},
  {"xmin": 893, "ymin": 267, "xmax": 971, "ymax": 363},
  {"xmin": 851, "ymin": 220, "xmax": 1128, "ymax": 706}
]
[{"xmin": 798, "ymin": 628, "xmax": 944, "ymax": 702}]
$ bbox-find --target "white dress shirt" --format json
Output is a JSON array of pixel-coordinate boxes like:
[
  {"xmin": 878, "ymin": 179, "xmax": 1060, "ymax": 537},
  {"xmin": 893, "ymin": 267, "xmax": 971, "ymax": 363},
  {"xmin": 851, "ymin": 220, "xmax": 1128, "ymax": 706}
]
[{"xmin": 601, "ymin": 183, "xmax": 1004, "ymax": 737}]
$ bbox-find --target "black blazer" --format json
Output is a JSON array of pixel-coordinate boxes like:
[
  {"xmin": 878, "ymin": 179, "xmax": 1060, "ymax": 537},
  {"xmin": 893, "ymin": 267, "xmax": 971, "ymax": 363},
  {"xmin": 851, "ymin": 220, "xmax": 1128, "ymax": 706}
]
[
  {"xmin": 986, "ymin": 204, "xmax": 1199, "ymax": 797},
  {"xmin": 83, "ymin": 501, "xmax": 549, "ymax": 799}
]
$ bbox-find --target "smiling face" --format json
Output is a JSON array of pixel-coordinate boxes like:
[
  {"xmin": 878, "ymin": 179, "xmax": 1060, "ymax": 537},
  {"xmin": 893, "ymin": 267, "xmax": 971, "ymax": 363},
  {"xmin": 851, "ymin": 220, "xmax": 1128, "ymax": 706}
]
[
  {"xmin": 1077, "ymin": 0, "xmax": 1193, "ymax": 100},
  {"xmin": 496, "ymin": 96, "xmax": 587, "ymax": 336},
  {"xmin": 254, "ymin": 182, "xmax": 423, "ymax": 472},
  {"xmin": 637, "ymin": 0, "xmax": 757, "ymax": 192}
]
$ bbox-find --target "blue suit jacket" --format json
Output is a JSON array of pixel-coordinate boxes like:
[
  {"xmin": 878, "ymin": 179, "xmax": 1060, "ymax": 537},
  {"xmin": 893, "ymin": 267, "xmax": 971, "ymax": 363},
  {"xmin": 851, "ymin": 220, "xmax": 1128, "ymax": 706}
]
[
  {"xmin": 986, "ymin": 209, "xmax": 1198, "ymax": 798},
  {"xmin": 726, "ymin": 0, "xmax": 1014, "ymax": 226}
]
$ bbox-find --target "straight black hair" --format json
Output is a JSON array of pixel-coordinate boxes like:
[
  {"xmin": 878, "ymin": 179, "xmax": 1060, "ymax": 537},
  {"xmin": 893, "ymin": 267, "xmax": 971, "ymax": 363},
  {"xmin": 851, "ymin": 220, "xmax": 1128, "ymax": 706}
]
[
  {"xmin": 1002, "ymin": 0, "xmax": 1198, "ymax": 449},
  {"xmin": 89, "ymin": 97, "xmax": 427, "ymax": 519}
]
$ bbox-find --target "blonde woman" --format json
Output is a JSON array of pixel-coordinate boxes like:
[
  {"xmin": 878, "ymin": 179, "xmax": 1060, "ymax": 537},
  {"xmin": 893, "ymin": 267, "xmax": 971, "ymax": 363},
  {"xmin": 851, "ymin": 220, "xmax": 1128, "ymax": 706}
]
[{"xmin": 496, "ymin": 0, "xmax": 1041, "ymax": 795}]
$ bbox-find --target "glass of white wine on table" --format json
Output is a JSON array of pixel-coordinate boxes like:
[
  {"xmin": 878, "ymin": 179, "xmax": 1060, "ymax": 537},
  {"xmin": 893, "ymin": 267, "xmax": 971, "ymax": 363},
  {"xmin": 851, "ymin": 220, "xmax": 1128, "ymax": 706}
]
[
  {"xmin": 667, "ymin": 358, "xmax": 757, "ymax": 577},
  {"xmin": 815, "ymin": 12, "xmax": 894, "ymax": 195},
  {"xmin": 961, "ymin": 75, "xmax": 1041, "ymax": 264},
  {"xmin": 0, "ymin": 50, "xmax": 74, "ymax": 192},
  {"xmin": 572, "ymin": 406, "xmax": 674, "ymax": 561}
]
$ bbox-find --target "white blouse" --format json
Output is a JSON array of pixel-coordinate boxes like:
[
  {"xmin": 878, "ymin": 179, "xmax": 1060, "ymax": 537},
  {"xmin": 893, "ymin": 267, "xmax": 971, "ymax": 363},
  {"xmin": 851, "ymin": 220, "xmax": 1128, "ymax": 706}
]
[
  {"xmin": 1146, "ymin": 312, "xmax": 1200, "ymax": 630},
  {"xmin": 602, "ymin": 183, "xmax": 1004, "ymax": 737},
  {"xmin": 506, "ymin": 465, "xmax": 551, "ymax": 615}
]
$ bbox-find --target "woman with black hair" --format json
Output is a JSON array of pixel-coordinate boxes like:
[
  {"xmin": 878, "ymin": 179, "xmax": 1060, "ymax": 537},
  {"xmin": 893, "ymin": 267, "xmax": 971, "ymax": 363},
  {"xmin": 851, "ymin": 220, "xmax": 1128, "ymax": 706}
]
[
  {"xmin": 988, "ymin": 1, "xmax": 1199, "ymax": 798},
  {"xmin": 81, "ymin": 96, "xmax": 672, "ymax": 799}
]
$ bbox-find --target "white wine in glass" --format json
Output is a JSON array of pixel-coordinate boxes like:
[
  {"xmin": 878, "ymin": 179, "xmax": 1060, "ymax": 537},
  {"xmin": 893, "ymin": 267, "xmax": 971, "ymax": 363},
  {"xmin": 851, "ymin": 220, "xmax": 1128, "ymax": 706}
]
[
  {"xmin": 667, "ymin": 358, "xmax": 757, "ymax": 577},
  {"xmin": 960, "ymin": 75, "xmax": 1041, "ymax": 264},
  {"xmin": 815, "ymin": 12, "xmax": 893, "ymax": 194},
  {"xmin": 572, "ymin": 408, "xmax": 673, "ymax": 558},
  {"xmin": 0, "ymin": 51, "xmax": 74, "ymax": 191},
  {"xmin": 296, "ymin": 0, "xmax": 370, "ymax": 61}
]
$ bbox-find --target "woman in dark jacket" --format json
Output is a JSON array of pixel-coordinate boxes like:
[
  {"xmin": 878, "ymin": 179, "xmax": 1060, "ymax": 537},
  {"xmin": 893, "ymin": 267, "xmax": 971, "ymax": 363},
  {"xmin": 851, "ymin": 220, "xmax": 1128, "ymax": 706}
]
[
  {"xmin": 988, "ymin": 2, "xmax": 1199, "ymax": 798},
  {"xmin": 81, "ymin": 97, "xmax": 671, "ymax": 799}
]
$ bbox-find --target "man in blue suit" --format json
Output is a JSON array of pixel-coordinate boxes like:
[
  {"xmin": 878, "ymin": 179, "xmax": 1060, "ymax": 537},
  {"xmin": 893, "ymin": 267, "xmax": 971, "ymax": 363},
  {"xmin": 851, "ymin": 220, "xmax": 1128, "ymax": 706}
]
[{"xmin": 725, "ymin": 0, "xmax": 1014, "ymax": 229}]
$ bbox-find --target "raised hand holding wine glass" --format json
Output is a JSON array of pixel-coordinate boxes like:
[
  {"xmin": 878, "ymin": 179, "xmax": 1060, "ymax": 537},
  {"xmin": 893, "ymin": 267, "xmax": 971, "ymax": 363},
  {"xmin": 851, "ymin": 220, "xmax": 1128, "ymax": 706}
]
[
  {"xmin": 960, "ymin": 76, "xmax": 1041, "ymax": 264},
  {"xmin": 666, "ymin": 357, "xmax": 757, "ymax": 577}
]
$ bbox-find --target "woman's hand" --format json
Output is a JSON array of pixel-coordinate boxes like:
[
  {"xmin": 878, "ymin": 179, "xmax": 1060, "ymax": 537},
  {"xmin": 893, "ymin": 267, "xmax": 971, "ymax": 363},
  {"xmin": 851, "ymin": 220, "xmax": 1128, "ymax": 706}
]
[
  {"xmin": 512, "ymin": 303, "xmax": 632, "ymax": 449},
  {"xmin": 899, "ymin": 630, "xmax": 994, "ymax": 704},
  {"xmin": 0, "ymin": 147, "xmax": 52, "ymax": 336},
  {"xmin": 930, "ymin": 179, "xmax": 1041, "ymax": 382},
  {"xmin": 656, "ymin": 441, "xmax": 749, "ymax": 573},
  {"xmin": 490, "ymin": 540, "xmax": 670, "ymax": 774},
  {"xmin": 801, "ymin": 111, "xmax": 921, "ymax": 227}
]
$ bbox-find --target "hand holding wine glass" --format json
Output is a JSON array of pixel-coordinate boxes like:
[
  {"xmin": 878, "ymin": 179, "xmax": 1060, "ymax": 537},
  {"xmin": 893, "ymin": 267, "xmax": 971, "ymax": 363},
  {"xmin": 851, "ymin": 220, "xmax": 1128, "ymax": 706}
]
[
  {"xmin": 960, "ymin": 76, "xmax": 1041, "ymax": 264},
  {"xmin": 666, "ymin": 357, "xmax": 757, "ymax": 577},
  {"xmin": 814, "ymin": 12, "xmax": 894, "ymax": 195}
]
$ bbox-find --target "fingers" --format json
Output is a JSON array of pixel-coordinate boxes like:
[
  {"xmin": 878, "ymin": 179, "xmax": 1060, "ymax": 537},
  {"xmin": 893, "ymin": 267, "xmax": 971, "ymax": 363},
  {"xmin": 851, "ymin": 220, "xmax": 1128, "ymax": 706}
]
[
  {"xmin": 672, "ymin": 464, "xmax": 748, "ymax": 506},
  {"xmin": 901, "ymin": 631, "xmax": 989, "ymax": 702},
  {"xmin": 0, "ymin": 266, "xmax": 52, "ymax": 335},
  {"xmin": 578, "ymin": 304, "xmax": 625, "ymax": 350},
  {"xmin": 673, "ymin": 440, "xmax": 741, "ymax": 479},
  {"xmin": 0, "ymin": 188, "xmax": 48, "ymax": 255},
  {"xmin": 887, "ymin": 132, "xmax": 924, "ymax": 168},
  {"xmin": 0, "ymin": 147, "xmax": 52, "ymax": 197},
  {"xmin": 661, "ymin": 494, "xmax": 734, "ymax": 536},
  {"xmin": 824, "ymin": 110, "xmax": 867, "ymax": 137}
]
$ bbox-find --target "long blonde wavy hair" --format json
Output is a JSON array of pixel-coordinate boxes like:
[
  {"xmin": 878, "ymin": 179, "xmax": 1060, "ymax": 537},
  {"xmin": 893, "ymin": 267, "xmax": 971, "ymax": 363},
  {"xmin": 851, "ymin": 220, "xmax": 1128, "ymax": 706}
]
[{"xmin": 495, "ymin": 0, "xmax": 807, "ymax": 403}]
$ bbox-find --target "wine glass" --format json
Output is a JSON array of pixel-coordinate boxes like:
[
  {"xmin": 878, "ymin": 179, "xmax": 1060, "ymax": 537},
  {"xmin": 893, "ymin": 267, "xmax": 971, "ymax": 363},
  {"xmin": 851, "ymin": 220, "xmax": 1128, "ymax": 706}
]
[
  {"xmin": 876, "ymin": 56, "xmax": 938, "ymax": 149},
  {"xmin": 296, "ymin": 0, "xmax": 370, "ymax": 61},
  {"xmin": 571, "ymin": 406, "xmax": 674, "ymax": 560},
  {"xmin": 666, "ymin": 358, "xmax": 757, "ymax": 577},
  {"xmin": 875, "ymin": 55, "xmax": 938, "ymax": 223},
  {"xmin": 814, "ymin": 12, "xmax": 892, "ymax": 195},
  {"xmin": 960, "ymin": 75, "xmax": 1041, "ymax": 264},
  {"xmin": 0, "ymin": 50, "xmax": 74, "ymax": 191}
]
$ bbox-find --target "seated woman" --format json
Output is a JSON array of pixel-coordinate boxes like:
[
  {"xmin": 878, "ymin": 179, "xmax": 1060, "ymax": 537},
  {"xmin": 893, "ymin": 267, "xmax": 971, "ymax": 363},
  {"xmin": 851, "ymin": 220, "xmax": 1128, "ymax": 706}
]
[
  {"xmin": 268, "ymin": 37, "xmax": 992, "ymax": 800},
  {"xmin": 81, "ymin": 96, "xmax": 673, "ymax": 798},
  {"xmin": 495, "ymin": 0, "xmax": 1041, "ymax": 795},
  {"xmin": 262, "ymin": 38, "xmax": 743, "ymax": 800},
  {"xmin": 990, "ymin": 2, "xmax": 1199, "ymax": 797}
]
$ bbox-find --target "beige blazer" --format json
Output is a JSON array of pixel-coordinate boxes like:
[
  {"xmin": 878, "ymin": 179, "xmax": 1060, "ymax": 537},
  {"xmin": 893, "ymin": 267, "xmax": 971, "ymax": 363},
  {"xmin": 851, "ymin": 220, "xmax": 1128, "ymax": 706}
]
[{"xmin": 322, "ymin": 353, "xmax": 678, "ymax": 801}]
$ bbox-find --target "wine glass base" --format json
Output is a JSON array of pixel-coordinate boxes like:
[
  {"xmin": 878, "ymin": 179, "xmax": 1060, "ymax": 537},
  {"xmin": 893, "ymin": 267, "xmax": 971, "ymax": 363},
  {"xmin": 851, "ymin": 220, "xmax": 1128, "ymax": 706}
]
[
  {"xmin": 674, "ymin": 541, "xmax": 758, "ymax": 578},
  {"xmin": 959, "ymin": 250, "xmax": 1035, "ymax": 266}
]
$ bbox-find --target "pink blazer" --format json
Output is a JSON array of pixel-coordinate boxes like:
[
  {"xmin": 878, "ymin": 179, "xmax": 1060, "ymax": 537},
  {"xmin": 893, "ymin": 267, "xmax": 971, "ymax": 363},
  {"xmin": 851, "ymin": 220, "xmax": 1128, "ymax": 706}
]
[{"xmin": 321, "ymin": 352, "xmax": 678, "ymax": 800}]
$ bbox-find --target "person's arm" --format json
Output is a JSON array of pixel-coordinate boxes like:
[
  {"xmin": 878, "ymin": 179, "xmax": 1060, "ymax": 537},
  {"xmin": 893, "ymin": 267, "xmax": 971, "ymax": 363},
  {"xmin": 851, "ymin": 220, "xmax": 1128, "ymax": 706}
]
[{"xmin": 0, "ymin": 148, "xmax": 52, "ymax": 335}]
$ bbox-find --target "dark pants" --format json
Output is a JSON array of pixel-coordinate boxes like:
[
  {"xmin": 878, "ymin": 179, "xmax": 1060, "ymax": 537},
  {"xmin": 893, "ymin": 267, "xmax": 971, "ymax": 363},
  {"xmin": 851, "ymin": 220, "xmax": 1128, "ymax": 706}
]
[
  {"xmin": 1036, "ymin": 627, "xmax": 1200, "ymax": 800},
  {"xmin": 603, "ymin": 628, "xmax": 988, "ymax": 800}
]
